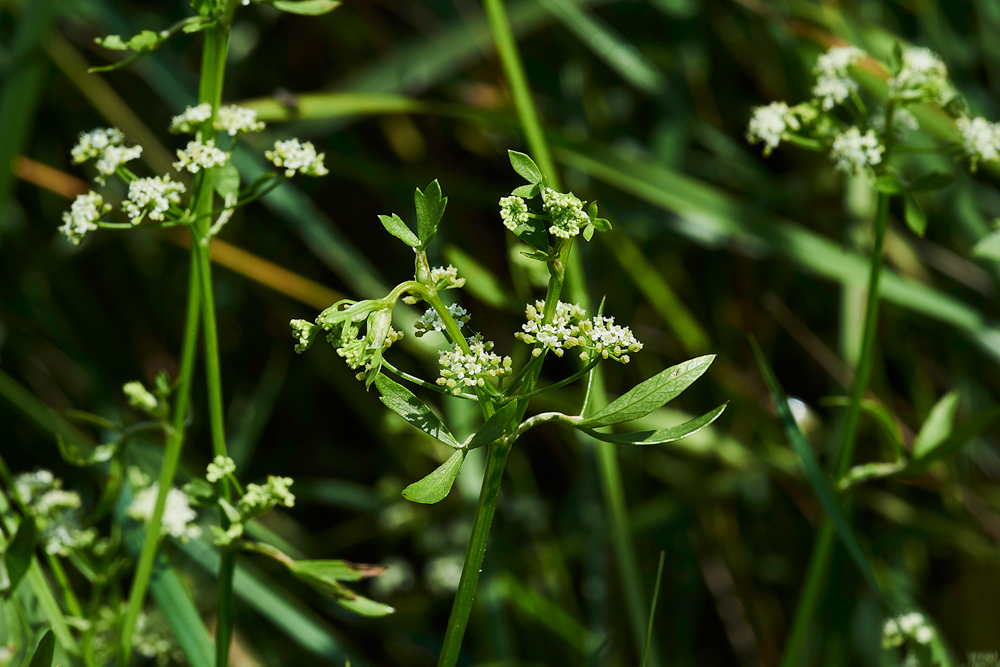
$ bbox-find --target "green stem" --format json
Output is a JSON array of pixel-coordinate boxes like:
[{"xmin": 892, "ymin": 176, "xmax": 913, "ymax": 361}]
[
  {"xmin": 120, "ymin": 250, "xmax": 201, "ymax": 665},
  {"xmin": 779, "ymin": 193, "xmax": 890, "ymax": 667},
  {"xmin": 437, "ymin": 440, "xmax": 513, "ymax": 667}
]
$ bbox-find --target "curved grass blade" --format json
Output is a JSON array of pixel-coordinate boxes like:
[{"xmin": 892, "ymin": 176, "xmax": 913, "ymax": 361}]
[
  {"xmin": 402, "ymin": 449, "xmax": 466, "ymax": 504},
  {"xmin": 581, "ymin": 403, "xmax": 726, "ymax": 445},
  {"xmin": 749, "ymin": 337, "xmax": 881, "ymax": 596}
]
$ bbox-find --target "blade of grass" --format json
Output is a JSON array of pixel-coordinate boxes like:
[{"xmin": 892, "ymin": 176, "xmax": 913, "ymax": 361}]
[{"xmin": 640, "ymin": 551, "xmax": 666, "ymax": 667}]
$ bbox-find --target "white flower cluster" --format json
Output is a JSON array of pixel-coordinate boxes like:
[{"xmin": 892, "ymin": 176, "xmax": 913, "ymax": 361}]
[
  {"xmin": 890, "ymin": 47, "xmax": 950, "ymax": 104},
  {"xmin": 128, "ymin": 484, "xmax": 201, "ymax": 542},
  {"xmin": 169, "ymin": 103, "xmax": 213, "ymax": 134},
  {"xmin": 290, "ymin": 319, "xmax": 316, "ymax": 354},
  {"xmin": 957, "ymin": 116, "xmax": 1000, "ymax": 171},
  {"xmin": 746, "ymin": 102, "xmax": 802, "ymax": 154},
  {"xmin": 174, "ymin": 139, "xmax": 229, "ymax": 173},
  {"xmin": 831, "ymin": 127, "xmax": 884, "ymax": 174},
  {"xmin": 123, "ymin": 380, "xmax": 158, "ymax": 413},
  {"xmin": 337, "ymin": 326, "xmax": 404, "ymax": 371},
  {"xmin": 499, "ymin": 195, "xmax": 530, "ymax": 232},
  {"xmin": 60, "ymin": 191, "xmax": 111, "ymax": 245},
  {"xmin": 414, "ymin": 303, "xmax": 470, "ymax": 337},
  {"xmin": 134, "ymin": 611, "xmax": 186, "ymax": 665},
  {"xmin": 437, "ymin": 335, "xmax": 513, "ymax": 393},
  {"xmin": 96, "ymin": 145, "xmax": 144, "ymax": 184},
  {"xmin": 813, "ymin": 46, "xmax": 865, "ymax": 110},
  {"xmin": 124, "ymin": 175, "xmax": 186, "ymax": 222},
  {"xmin": 71, "ymin": 127, "xmax": 125, "ymax": 164},
  {"xmin": 236, "ymin": 475, "xmax": 295, "ymax": 517},
  {"xmin": 515, "ymin": 300, "xmax": 643, "ymax": 363},
  {"xmin": 12, "ymin": 470, "xmax": 96, "ymax": 555},
  {"xmin": 541, "ymin": 187, "xmax": 590, "ymax": 238},
  {"xmin": 206, "ymin": 455, "xmax": 236, "ymax": 483},
  {"xmin": 882, "ymin": 611, "xmax": 935, "ymax": 648},
  {"xmin": 266, "ymin": 138, "xmax": 328, "ymax": 177},
  {"xmin": 216, "ymin": 104, "xmax": 265, "ymax": 135},
  {"xmin": 429, "ymin": 264, "xmax": 466, "ymax": 290}
]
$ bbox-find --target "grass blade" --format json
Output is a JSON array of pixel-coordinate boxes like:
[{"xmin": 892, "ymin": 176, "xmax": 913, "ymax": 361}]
[{"xmin": 640, "ymin": 551, "xmax": 666, "ymax": 667}]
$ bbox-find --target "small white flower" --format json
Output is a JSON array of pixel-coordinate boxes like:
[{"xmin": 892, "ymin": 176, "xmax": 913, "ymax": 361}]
[
  {"xmin": 123, "ymin": 175, "xmax": 186, "ymax": 223},
  {"xmin": 237, "ymin": 476, "xmax": 295, "ymax": 518},
  {"xmin": 914, "ymin": 625, "xmax": 934, "ymax": 645},
  {"xmin": 813, "ymin": 45, "xmax": 865, "ymax": 110},
  {"xmin": 580, "ymin": 315, "xmax": 643, "ymax": 363},
  {"xmin": 890, "ymin": 46, "xmax": 950, "ymax": 104},
  {"xmin": 71, "ymin": 127, "xmax": 125, "ymax": 164},
  {"xmin": 499, "ymin": 195, "xmax": 530, "ymax": 232},
  {"xmin": 12, "ymin": 470, "xmax": 96, "ymax": 555},
  {"xmin": 436, "ymin": 335, "xmax": 512, "ymax": 393},
  {"xmin": 128, "ymin": 484, "xmax": 201, "ymax": 542},
  {"xmin": 747, "ymin": 102, "xmax": 801, "ymax": 154},
  {"xmin": 169, "ymin": 103, "xmax": 212, "ymax": 134},
  {"xmin": 957, "ymin": 116, "xmax": 1000, "ymax": 171},
  {"xmin": 541, "ymin": 187, "xmax": 589, "ymax": 238},
  {"xmin": 60, "ymin": 191, "xmax": 111, "ymax": 245},
  {"xmin": 429, "ymin": 265, "xmax": 465, "ymax": 289},
  {"xmin": 95, "ymin": 144, "xmax": 143, "ymax": 183},
  {"xmin": 206, "ymin": 456, "xmax": 236, "ymax": 483},
  {"xmin": 830, "ymin": 127, "xmax": 884, "ymax": 174},
  {"xmin": 414, "ymin": 303, "xmax": 469, "ymax": 337},
  {"xmin": 174, "ymin": 139, "xmax": 229, "ymax": 173},
  {"xmin": 265, "ymin": 138, "xmax": 328, "ymax": 177},
  {"xmin": 123, "ymin": 381, "xmax": 158, "ymax": 413},
  {"xmin": 215, "ymin": 105, "xmax": 265, "ymax": 136}
]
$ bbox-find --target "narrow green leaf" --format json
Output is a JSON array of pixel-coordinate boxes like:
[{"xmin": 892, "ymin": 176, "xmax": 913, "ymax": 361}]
[
  {"xmin": 909, "ymin": 171, "xmax": 954, "ymax": 192},
  {"xmin": 377, "ymin": 213, "xmax": 420, "ymax": 248},
  {"xmin": 972, "ymin": 230, "xmax": 1000, "ymax": 260},
  {"xmin": 872, "ymin": 174, "xmax": 904, "ymax": 194},
  {"xmin": 128, "ymin": 30, "xmax": 160, "ymax": 52},
  {"xmin": 323, "ymin": 581, "xmax": 395, "ymax": 617},
  {"xmin": 374, "ymin": 374, "xmax": 461, "ymax": 448},
  {"xmin": 514, "ymin": 217, "xmax": 549, "ymax": 251},
  {"xmin": 580, "ymin": 355, "xmax": 716, "ymax": 427},
  {"xmin": 266, "ymin": 0, "xmax": 342, "ymax": 14},
  {"xmin": 905, "ymin": 406, "xmax": 1000, "ymax": 473},
  {"xmin": 749, "ymin": 338, "xmax": 881, "ymax": 595},
  {"xmin": 581, "ymin": 403, "xmax": 726, "ymax": 445},
  {"xmin": 511, "ymin": 183, "xmax": 540, "ymax": 198},
  {"xmin": 468, "ymin": 401, "xmax": 519, "ymax": 449},
  {"xmin": 912, "ymin": 391, "xmax": 960, "ymax": 460},
  {"xmin": 4, "ymin": 515, "xmax": 37, "ymax": 594},
  {"xmin": 414, "ymin": 180, "xmax": 447, "ymax": 247},
  {"xmin": 294, "ymin": 560, "xmax": 387, "ymax": 584},
  {"xmin": 26, "ymin": 629, "xmax": 55, "ymax": 667},
  {"xmin": 904, "ymin": 194, "xmax": 927, "ymax": 237},
  {"xmin": 508, "ymin": 150, "xmax": 543, "ymax": 183},
  {"xmin": 820, "ymin": 397, "xmax": 904, "ymax": 456},
  {"xmin": 402, "ymin": 450, "xmax": 466, "ymax": 504}
]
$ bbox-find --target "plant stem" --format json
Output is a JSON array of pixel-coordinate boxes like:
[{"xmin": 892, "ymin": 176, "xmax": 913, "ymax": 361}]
[
  {"xmin": 437, "ymin": 439, "xmax": 513, "ymax": 666},
  {"xmin": 779, "ymin": 192, "xmax": 890, "ymax": 667},
  {"xmin": 120, "ymin": 253, "xmax": 202, "ymax": 665}
]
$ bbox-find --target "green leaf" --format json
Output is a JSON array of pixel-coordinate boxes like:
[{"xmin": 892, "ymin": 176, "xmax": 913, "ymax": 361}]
[
  {"xmin": 905, "ymin": 406, "xmax": 1000, "ymax": 474},
  {"xmin": 749, "ymin": 337, "xmax": 881, "ymax": 596},
  {"xmin": 972, "ymin": 230, "xmax": 1000, "ymax": 260},
  {"xmin": 4, "ymin": 515, "xmax": 37, "ymax": 594},
  {"xmin": 592, "ymin": 217, "xmax": 612, "ymax": 232},
  {"xmin": 581, "ymin": 403, "xmax": 726, "ymax": 445},
  {"xmin": 414, "ymin": 180, "xmax": 447, "ymax": 247},
  {"xmin": 294, "ymin": 560, "xmax": 387, "ymax": 584},
  {"xmin": 402, "ymin": 449, "xmax": 466, "ymax": 504},
  {"xmin": 95, "ymin": 35, "xmax": 129, "ymax": 50},
  {"xmin": 508, "ymin": 150, "xmax": 543, "ymax": 184},
  {"xmin": 580, "ymin": 355, "xmax": 716, "ymax": 427},
  {"xmin": 212, "ymin": 162, "xmax": 241, "ymax": 202},
  {"xmin": 912, "ymin": 391, "xmax": 960, "ymax": 460},
  {"xmin": 872, "ymin": 174, "xmax": 904, "ymax": 194},
  {"xmin": 266, "ymin": 0, "xmax": 342, "ymax": 14},
  {"xmin": 26, "ymin": 629, "xmax": 55, "ymax": 667},
  {"xmin": 182, "ymin": 17, "xmax": 216, "ymax": 33},
  {"xmin": 909, "ymin": 171, "xmax": 954, "ymax": 192},
  {"xmin": 128, "ymin": 30, "xmax": 160, "ymax": 52},
  {"xmin": 904, "ymin": 194, "xmax": 927, "ymax": 237},
  {"xmin": 56, "ymin": 434, "xmax": 116, "ymax": 467},
  {"xmin": 325, "ymin": 582, "xmax": 395, "ymax": 617},
  {"xmin": 582, "ymin": 224, "xmax": 595, "ymax": 242},
  {"xmin": 511, "ymin": 183, "xmax": 540, "ymax": 198},
  {"xmin": 378, "ymin": 213, "xmax": 420, "ymax": 248},
  {"xmin": 468, "ymin": 402, "xmax": 519, "ymax": 449},
  {"xmin": 513, "ymin": 217, "xmax": 549, "ymax": 252},
  {"xmin": 374, "ymin": 374, "xmax": 461, "ymax": 448}
]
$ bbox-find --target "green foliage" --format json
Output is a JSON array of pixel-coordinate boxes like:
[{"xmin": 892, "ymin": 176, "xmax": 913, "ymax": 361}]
[
  {"xmin": 2, "ymin": 516, "xmax": 37, "ymax": 595},
  {"xmin": 401, "ymin": 450, "xmax": 466, "ymax": 504},
  {"xmin": 26, "ymin": 629, "xmax": 54, "ymax": 667},
  {"xmin": 374, "ymin": 374, "xmax": 462, "ymax": 449},
  {"xmin": 414, "ymin": 180, "xmax": 447, "ymax": 249},
  {"xmin": 265, "ymin": 0, "xmax": 342, "ymax": 15},
  {"xmin": 580, "ymin": 403, "xmax": 727, "ymax": 445}
]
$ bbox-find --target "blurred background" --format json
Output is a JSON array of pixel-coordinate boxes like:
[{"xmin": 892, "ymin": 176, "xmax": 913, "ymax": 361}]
[{"xmin": 2, "ymin": 0, "xmax": 1000, "ymax": 665}]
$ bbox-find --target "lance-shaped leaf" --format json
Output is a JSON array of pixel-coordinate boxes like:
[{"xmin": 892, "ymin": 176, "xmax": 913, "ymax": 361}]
[
  {"xmin": 245, "ymin": 542, "xmax": 393, "ymax": 617},
  {"xmin": 3, "ymin": 515, "xmax": 37, "ymax": 594},
  {"xmin": 374, "ymin": 374, "xmax": 461, "ymax": 448},
  {"xmin": 912, "ymin": 392, "xmax": 960, "ymax": 460},
  {"xmin": 972, "ymin": 230, "xmax": 1000, "ymax": 260},
  {"xmin": 908, "ymin": 171, "xmax": 954, "ymax": 191},
  {"xmin": 904, "ymin": 194, "xmax": 927, "ymax": 237},
  {"xmin": 580, "ymin": 403, "xmax": 726, "ymax": 445},
  {"xmin": 402, "ymin": 450, "xmax": 466, "ymax": 504},
  {"xmin": 264, "ymin": 0, "xmax": 342, "ymax": 14},
  {"xmin": 509, "ymin": 150, "xmax": 543, "ymax": 184},
  {"xmin": 378, "ymin": 213, "xmax": 420, "ymax": 248},
  {"xmin": 414, "ymin": 180, "xmax": 447, "ymax": 248},
  {"xmin": 468, "ymin": 401, "xmax": 519, "ymax": 449},
  {"xmin": 579, "ymin": 355, "xmax": 716, "ymax": 427},
  {"xmin": 906, "ymin": 406, "xmax": 1000, "ymax": 474},
  {"xmin": 750, "ymin": 338, "xmax": 881, "ymax": 596},
  {"xmin": 512, "ymin": 183, "xmax": 540, "ymax": 198},
  {"xmin": 27, "ymin": 629, "xmax": 55, "ymax": 667}
]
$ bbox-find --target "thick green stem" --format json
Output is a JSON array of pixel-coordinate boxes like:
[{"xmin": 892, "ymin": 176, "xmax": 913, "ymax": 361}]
[
  {"xmin": 437, "ymin": 440, "xmax": 513, "ymax": 667},
  {"xmin": 120, "ymin": 252, "xmax": 202, "ymax": 664},
  {"xmin": 780, "ymin": 193, "xmax": 889, "ymax": 667}
]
